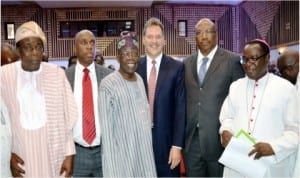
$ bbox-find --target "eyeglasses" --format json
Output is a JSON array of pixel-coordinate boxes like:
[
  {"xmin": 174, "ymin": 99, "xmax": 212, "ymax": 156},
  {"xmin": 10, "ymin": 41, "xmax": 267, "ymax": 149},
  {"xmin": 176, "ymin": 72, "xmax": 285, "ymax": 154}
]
[
  {"xmin": 120, "ymin": 51, "xmax": 139, "ymax": 58},
  {"xmin": 196, "ymin": 29, "xmax": 216, "ymax": 36},
  {"xmin": 20, "ymin": 44, "xmax": 44, "ymax": 53},
  {"xmin": 240, "ymin": 53, "xmax": 268, "ymax": 64}
]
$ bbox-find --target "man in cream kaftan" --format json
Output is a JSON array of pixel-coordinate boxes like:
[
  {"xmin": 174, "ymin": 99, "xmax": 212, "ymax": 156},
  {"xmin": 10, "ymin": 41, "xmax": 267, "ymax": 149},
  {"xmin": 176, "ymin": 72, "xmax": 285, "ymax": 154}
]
[{"xmin": 1, "ymin": 21, "xmax": 77, "ymax": 177}]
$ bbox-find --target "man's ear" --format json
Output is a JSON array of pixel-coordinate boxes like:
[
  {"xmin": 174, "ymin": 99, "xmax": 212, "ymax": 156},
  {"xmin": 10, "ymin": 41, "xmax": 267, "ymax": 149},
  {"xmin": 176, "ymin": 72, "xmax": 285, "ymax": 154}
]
[
  {"xmin": 116, "ymin": 54, "xmax": 121, "ymax": 63},
  {"xmin": 265, "ymin": 54, "xmax": 270, "ymax": 63},
  {"xmin": 73, "ymin": 45, "xmax": 76, "ymax": 54},
  {"xmin": 15, "ymin": 47, "xmax": 21, "ymax": 57}
]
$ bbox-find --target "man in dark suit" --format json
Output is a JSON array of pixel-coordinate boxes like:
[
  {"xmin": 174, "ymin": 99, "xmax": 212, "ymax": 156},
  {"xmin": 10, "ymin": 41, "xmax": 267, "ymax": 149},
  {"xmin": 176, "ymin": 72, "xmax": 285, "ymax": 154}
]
[
  {"xmin": 136, "ymin": 17, "xmax": 186, "ymax": 177},
  {"xmin": 183, "ymin": 18, "xmax": 244, "ymax": 177},
  {"xmin": 65, "ymin": 30, "xmax": 111, "ymax": 177}
]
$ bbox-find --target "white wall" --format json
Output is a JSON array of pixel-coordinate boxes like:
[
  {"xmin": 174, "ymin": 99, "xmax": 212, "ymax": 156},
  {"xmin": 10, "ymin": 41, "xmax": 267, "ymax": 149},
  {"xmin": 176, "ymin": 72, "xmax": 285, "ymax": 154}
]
[{"xmin": 269, "ymin": 44, "xmax": 299, "ymax": 64}]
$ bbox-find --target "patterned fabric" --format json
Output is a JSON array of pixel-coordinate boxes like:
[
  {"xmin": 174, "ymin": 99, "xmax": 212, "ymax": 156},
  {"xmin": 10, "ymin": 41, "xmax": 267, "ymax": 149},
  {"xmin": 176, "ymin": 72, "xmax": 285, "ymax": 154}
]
[
  {"xmin": 1, "ymin": 61, "xmax": 77, "ymax": 177},
  {"xmin": 98, "ymin": 71, "xmax": 157, "ymax": 177},
  {"xmin": 73, "ymin": 145, "xmax": 102, "ymax": 177},
  {"xmin": 148, "ymin": 60, "xmax": 157, "ymax": 121},
  {"xmin": 117, "ymin": 31, "xmax": 138, "ymax": 51},
  {"xmin": 15, "ymin": 21, "xmax": 46, "ymax": 44},
  {"xmin": 82, "ymin": 68, "xmax": 96, "ymax": 144}
]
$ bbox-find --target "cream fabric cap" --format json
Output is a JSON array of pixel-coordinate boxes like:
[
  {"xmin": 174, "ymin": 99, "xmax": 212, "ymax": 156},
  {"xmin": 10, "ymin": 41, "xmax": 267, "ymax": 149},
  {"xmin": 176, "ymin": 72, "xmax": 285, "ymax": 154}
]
[{"xmin": 15, "ymin": 21, "xmax": 46, "ymax": 44}]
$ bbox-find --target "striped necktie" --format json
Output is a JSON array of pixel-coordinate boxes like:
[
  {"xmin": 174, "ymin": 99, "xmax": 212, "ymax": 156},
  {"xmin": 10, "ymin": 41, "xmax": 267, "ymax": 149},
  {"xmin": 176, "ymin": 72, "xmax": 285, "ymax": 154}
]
[{"xmin": 82, "ymin": 68, "xmax": 96, "ymax": 144}]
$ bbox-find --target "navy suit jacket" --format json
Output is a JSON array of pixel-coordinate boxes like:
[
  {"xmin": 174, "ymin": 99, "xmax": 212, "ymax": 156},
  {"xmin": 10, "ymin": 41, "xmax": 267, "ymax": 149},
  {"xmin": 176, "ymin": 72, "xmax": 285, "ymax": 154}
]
[{"xmin": 136, "ymin": 54, "xmax": 186, "ymax": 176}]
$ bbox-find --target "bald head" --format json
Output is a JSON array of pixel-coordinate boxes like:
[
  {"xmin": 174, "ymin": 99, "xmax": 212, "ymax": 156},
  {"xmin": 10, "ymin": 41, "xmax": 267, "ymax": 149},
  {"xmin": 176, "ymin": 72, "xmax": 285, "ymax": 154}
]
[
  {"xmin": 1, "ymin": 43, "xmax": 19, "ymax": 66},
  {"xmin": 195, "ymin": 18, "xmax": 216, "ymax": 31},
  {"xmin": 75, "ymin": 30, "xmax": 95, "ymax": 44},
  {"xmin": 277, "ymin": 50, "xmax": 299, "ymax": 85}
]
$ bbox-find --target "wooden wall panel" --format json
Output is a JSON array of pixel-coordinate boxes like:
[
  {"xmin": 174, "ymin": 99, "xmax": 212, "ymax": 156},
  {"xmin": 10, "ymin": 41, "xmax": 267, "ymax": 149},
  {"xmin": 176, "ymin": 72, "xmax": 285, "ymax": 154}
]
[{"xmin": 1, "ymin": 1, "xmax": 298, "ymax": 61}]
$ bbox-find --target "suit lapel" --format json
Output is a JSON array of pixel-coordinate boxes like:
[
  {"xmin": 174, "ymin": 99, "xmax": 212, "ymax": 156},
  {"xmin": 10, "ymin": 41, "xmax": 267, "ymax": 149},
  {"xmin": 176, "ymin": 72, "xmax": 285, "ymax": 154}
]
[
  {"xmin": 190, "ymin": 53, "xmax": 200, "ymax": 86},
  {"xmin": 155, "ymin": 55, "xmax": 169, "ymax": 98},
  {"xmin": 66, "ymin": 65, "xmax": 76, "ymax": 90},
  {"xmin": 202, "ymin": 48, "xmax": 223, "ymax": 84},
  {"xmin": 94, "ymin": 64, "xmax": 102, "ymax": 87}
]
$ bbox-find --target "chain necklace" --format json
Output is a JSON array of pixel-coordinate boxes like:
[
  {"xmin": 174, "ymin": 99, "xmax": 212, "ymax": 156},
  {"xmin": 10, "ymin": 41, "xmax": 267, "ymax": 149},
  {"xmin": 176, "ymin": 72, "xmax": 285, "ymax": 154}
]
[{"xmin": 246, "ymin": 73, "xmax": 270, "ymax": 135}]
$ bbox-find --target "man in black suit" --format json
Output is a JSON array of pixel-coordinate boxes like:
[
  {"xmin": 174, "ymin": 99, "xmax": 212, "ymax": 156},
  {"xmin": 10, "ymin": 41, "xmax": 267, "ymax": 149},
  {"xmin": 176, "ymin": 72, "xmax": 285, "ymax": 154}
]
[{"xmin": 183, "ymin": 18, "xmax": 244, "ymax": 177}]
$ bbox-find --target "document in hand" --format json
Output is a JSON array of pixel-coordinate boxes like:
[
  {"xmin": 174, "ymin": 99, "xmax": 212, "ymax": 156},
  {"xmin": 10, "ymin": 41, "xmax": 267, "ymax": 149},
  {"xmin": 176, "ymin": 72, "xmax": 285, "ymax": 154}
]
[{"xmin": 218, "ymin": 130, "xmax": 275, "ymax": 178}]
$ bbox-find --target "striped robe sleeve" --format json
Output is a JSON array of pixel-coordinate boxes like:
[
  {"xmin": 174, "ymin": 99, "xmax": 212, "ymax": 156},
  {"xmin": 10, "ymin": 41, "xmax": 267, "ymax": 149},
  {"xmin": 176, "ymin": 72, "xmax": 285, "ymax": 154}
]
[
  {"xmin": 98, "ymin": 79, "xmax": 117, "ymax": 177},
  {"xmin": 62, "ymin": 73, "xmax": 78, "ymax": 156}
]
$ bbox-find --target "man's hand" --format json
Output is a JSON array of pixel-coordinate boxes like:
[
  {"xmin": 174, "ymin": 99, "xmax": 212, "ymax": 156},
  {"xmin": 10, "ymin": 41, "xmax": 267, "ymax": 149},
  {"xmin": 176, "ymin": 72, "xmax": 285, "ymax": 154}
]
[
  {"xmin": 10, "ymin": 153, "xmax": 25, "ymax": 177},
  {"xmin": 248, "ymin": 142, "xmax": 275, "ymax": 159},
  {"xmin": 59, "ymin": 155, "xmax": 74, "ymax": 177},
  {"xmin": 168, "ymin": 147, "xmax": 181, "ymax": 170},
  {"xmin": 221, "ymin": 130, "xmax": 233, "ymax": 148}
]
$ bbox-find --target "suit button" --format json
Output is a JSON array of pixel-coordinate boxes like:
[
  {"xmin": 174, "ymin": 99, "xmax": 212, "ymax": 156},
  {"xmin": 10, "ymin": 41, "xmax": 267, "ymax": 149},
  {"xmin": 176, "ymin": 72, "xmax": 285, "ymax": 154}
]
[{"xmin": 198, "ymin": 102, "xmax": 201, "ymax": 106}]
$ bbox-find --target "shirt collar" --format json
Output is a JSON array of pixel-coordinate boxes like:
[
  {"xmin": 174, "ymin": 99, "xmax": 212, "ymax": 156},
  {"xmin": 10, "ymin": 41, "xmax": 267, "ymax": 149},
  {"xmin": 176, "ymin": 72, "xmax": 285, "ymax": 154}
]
[
  {"xmin": 146, "ymin": 53, "xmax": 162, "ymax": 66},
  {"xmin": 197, "ymin": 45, "xmax": 218, "ymax": 60},
  {"xmin": 76, "ymin": 61, "xmax": 95, "ymax": 74},
  {"xmin": 247, "ymin": 72, "xmax": 270, "ymax": 85}
]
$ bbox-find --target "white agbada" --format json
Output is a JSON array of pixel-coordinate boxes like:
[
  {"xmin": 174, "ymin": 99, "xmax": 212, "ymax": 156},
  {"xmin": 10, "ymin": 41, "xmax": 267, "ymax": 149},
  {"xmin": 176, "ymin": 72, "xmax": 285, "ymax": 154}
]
[
  {"xmin": 0, "ymin": 97, "xmax": 12, "ymax": 177},
  {"xmin": 220, "ymin": 73, "xmax": 299, "ymax": 177},
  {"xmin": 293, "ymin": 73, "xmax": 300, "ymax": 178}
]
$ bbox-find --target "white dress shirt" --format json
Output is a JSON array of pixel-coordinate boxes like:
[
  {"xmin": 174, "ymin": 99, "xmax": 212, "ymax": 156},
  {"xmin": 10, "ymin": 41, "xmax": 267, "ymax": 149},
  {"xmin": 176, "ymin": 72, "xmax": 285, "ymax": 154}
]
[
  {"xmin": 146, "ymin": 53, "xmax": 162, "ymax": 82},
  {"xmin": 197, "ymin": 45, "xmax": 218, "ymax": 75},
  {"xmin": 73, "ymin": 62, "xmax": 101, "ymax": 147}
]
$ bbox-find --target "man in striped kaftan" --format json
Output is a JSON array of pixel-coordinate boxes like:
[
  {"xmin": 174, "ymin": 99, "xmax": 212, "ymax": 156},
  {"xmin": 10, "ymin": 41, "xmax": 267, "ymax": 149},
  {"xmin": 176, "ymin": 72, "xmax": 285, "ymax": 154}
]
[
  {"xmin": 98, "ymin": 31, "xmax": 157, "ymax": 177},
  {"xmin": 1, "ymin": 21, "xmax": 77, "ymax": 177}
]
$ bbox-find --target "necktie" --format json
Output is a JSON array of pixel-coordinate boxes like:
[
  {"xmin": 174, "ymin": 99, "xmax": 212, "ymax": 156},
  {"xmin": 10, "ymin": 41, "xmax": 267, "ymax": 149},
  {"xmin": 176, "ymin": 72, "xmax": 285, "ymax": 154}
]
[
  {"xmin": 148, "ymin": 60, "xmax": 157, "ymax": 121},
  {"xmin": 199, "ymin": 57, "xmax": 209, "ymax": 84},
  {"xmin": 82, "ymin": 68, "xmax": 96, "ymax": 144}
]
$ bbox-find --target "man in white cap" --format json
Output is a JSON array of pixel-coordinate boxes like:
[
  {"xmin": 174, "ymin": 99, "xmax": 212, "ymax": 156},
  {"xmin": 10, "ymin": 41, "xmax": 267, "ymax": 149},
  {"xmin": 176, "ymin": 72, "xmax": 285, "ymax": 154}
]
[{"xmin": 1, "ymin": 21, "xmax": 78, "ymax": 177}]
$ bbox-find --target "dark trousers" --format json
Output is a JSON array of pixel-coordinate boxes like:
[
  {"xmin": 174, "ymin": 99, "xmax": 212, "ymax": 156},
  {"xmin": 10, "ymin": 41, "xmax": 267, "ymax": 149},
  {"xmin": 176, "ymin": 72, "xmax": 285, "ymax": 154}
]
[
  {"xmin": 184, "ymin": 129, "xmax": 223, "ymax": 177},
  {"xmin": 73, "ymin": 143, "xmax": 102, "ymax": 177}
]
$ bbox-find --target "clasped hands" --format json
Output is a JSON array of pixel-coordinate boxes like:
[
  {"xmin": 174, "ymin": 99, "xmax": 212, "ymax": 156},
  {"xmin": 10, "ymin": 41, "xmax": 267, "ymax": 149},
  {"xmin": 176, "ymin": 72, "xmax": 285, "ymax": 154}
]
[{"xmin": 221, "ymin": 130, "xmax": 275, "ymax": 159}]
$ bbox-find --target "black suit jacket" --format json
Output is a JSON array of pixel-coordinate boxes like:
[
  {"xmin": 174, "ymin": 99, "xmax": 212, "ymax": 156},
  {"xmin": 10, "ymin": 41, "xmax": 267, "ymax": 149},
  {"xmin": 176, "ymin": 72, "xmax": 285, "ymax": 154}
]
[{"xmin": 184, "ymin": 47, "xmax": 244, "ymax": 161}]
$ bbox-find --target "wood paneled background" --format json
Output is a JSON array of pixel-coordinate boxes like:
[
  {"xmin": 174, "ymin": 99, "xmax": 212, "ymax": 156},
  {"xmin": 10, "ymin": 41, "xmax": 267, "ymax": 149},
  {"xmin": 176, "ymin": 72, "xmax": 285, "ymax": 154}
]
[{"xmin": 1, "ymin": 1, "xmax": 299, "ymax": 61}]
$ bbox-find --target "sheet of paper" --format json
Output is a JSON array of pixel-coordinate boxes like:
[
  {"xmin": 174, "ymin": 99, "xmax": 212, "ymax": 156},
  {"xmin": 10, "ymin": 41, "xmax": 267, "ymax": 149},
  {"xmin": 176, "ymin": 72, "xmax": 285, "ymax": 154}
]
[
  {"xmin": 236, "ymin": 129, "xmax": 256, "ymax": 144},
  {"xmin": 219, "ymin": 137, "xmax": 275, "ymax": 177}
]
